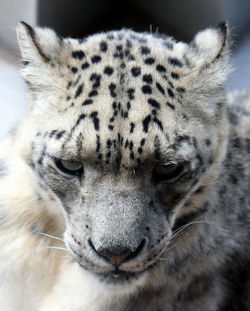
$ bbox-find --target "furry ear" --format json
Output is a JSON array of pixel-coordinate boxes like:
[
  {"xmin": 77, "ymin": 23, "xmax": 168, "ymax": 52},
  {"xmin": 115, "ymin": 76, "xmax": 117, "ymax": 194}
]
[
  {"xmin": 182, "ymin": 22, "xmax": 232, "ymax": 94},
  {"xmin": 17, "ymin": 21, "xmax": 62, "ymax": 66},
  {"xmin": 16, "ymin": 22, "xmax": 65, "ymax": 95},
  {"xmin": 190, "ymin": 22, "xmax": 230, "ymax": 67}
]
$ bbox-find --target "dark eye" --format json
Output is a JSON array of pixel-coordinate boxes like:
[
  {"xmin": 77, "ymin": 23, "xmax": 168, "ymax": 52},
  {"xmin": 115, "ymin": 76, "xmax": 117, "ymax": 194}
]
[
  {"xmin": 153, "ymin": 163, "xmax": 184, "ymax": 183},
  {"xmin": 55, "ymin": 158, "xmax": 83, "ymax": 176}
]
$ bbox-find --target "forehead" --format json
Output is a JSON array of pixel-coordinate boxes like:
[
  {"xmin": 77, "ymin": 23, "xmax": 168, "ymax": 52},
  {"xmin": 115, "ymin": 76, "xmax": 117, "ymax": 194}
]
[{"xmin": 47, "ymin": 30, "xmax": 191, "ymax": 166}]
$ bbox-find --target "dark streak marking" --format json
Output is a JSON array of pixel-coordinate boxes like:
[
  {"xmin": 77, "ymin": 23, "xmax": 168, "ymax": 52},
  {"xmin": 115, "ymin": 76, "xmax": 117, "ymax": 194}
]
[
  {"xmin": 89, "ymin": 90, "xmax": 98, "ymax": 97},
  {"xmin": 148, "ymin": 98, "xmax": 160, "ymax": 109},
  {"xmin": 109, "ymin": 83, "xmax": 117, "ymax": 98},
  {"xmin": 171, "ymin": 72, "xmax": 179, "ymax": 79},
  {"xmin": 140, "ymin": 139, "xmax": 145, "ymax": 146},
  {"xmin": 127, "ymin": 89, "xmax": 135, "ymax": 100},
  {"xmin": 153, "ymin": 117, "xmax": 163, "ymax": 131},
  {"xmin": 82, "ymin": 99, "xmax": 93, "ymax": 105},
  {"xmin": 89, "ymin": 112, "xmax": 100, "ymax": 131},
  {"xmin": 130, "ymin": 122, "xmax": 135, "ymax": 133},
  {"xmin": 96, "ymin": 135, "xmax": 101, "ymax": 153},
  {"xmin": 156, "ymin": 82, "xmax": 165, "ymax": 95},
  {"xmin": 168, "ymin": 57, "xmax": 183, "ymax": 67},
  {"xmin": 166, "ymin": 102, "xmax": 175, "ymax": 110},
  {"xmin": 74, "ymin": 114, "xmax": 86, "ymax": 130},
  {"xmin": 20, "ymin": 22, "xmax": 51, "ymax": 63},
  {"xmin": 142, "ymin": 115, "xmax": 151, "ymax": 132},
  {"xmin": 167, "ymin": 88, "xmax": 175, "ymax": 98},
  {"xmin": 176, "ymin": 87, "xmax": 185, "ymax": 93},
  {"xmin": 56, "ymin": 131, "xmax": 66, "ymax": 140},
  {"xmin": 75, "ymin": 84, "xmax": 83, "ymax": 99}
]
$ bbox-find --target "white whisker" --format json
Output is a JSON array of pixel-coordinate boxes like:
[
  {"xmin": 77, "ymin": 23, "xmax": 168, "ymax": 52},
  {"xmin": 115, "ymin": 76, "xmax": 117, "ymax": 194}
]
[
  {"xmin": 44, "ymin": 246, "xmax": 69, "ymax": 252},
  {"xmin": 171, "ymin": 220, "xmax": 212, "ymax": 240},
  {"xmin": 39, "ymin": 232, "xmax": 64, "ymax": 242},
  {"xmin": 158, "ymin": 219, "xmax": 214, "ymax": 260}
]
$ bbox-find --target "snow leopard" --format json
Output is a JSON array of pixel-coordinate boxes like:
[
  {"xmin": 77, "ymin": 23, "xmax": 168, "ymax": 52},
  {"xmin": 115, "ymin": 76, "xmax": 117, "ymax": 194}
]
[{"xmin": 0, "ymin": 21, "xmax": 249, "ymax": 311}]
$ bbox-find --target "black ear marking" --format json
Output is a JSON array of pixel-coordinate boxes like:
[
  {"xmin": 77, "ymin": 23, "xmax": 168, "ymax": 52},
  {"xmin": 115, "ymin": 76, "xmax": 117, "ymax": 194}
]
[
  {"xmin": 19, "ymin": 21, "xmax": 51, "ymax": 63},
  {"xmin": 217, "ymin": 22, "xmax": 228, "ymax": 40},
  {"xmin": 213, "ymin": 21, "xmax": 229, "ymax": 62}
]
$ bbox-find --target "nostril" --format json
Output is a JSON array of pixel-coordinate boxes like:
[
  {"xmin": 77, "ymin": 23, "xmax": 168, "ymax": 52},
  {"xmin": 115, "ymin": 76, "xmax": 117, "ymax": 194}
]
[
  {"xmin": 88, "ymin": 238, "xmax": 146, "ymax": 265},
  {"xmin": 125, "ymin": 238, "xmax": 146, "ymax": 262},
  {"xmin": 88, "ymin": 238, "xmax": 96, "ymax": 252}
]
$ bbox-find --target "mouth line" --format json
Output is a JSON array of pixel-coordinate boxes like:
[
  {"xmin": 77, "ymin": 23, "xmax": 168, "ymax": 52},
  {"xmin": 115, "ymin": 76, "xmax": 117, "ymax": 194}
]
[{"xmin": 95, "ymin": 262, "xmax": 157, "ymax": 284}]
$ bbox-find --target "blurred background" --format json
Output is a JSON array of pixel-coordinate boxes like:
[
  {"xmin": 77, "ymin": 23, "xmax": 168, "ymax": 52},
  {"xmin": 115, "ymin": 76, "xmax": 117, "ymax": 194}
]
[{"xmin": 0, "ymin": 0, "xmax": 250, "ymax": 140}]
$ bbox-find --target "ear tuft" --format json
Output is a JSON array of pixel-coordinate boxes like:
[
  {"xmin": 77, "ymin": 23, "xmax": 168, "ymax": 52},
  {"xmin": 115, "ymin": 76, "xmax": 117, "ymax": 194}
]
[
  {"xmin": 191, "ymin": 22, "xmax": 229, "ymax": 64},
  {"xmin": 17, "ymin": 21, "xmax": 62, "ymax": 65}
]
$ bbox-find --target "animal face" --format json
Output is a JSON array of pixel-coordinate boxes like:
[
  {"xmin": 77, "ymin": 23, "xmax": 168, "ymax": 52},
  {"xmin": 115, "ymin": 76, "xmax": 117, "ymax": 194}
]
[{"xmin": 17, "ymin": 22, "xmax": 231, "ymax": 290}]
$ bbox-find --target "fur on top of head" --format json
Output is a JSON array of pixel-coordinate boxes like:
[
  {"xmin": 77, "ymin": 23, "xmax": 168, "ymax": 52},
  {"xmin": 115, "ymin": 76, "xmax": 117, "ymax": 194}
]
[{"xmin": 17, "ymin": 21, "xmax": 232, "ymax": 97}]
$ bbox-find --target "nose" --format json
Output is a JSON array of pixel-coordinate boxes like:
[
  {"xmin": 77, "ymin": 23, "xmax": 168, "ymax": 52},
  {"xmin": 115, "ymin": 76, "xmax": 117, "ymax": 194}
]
[{"xmin": 88, "ymin": 238, "xmax": 146, "ymax": 266}]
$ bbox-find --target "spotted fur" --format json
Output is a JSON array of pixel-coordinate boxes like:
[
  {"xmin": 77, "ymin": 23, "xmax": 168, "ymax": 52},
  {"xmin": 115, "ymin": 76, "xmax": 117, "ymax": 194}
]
[{"xmin": 0, "ymin": 21, "xmax": 249, "ymax": 311}]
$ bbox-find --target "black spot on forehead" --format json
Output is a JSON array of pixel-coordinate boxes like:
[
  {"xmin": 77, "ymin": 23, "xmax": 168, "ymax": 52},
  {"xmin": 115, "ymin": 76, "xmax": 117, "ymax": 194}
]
[
  {"xmin": 131, "ymin": 67, "xmax": 141, "ymax": 77},
  {"xmin": 71, "ymin": 67, "xmax": 78, "ymax": 74},
  {"xmin": 72, "ymin": 50, "xmax": 85, "ymax": 60},
  {"xmin": 89, "ymin": 90, "xmax": 98, "ymax": 97},
  {"xmin": 140, "ymin": 46, "xmax": 151, "ymax": 55},
  {"xmin": 91, "ymin": 55, "xmax": 102, "ymax": 63},
  {"xmin": 144, "ymin": 58, "xmax": 155, "ymax": 65},
  {"xmin": 142, "ymin": 85, "xmax": 152, "ymax": 94},
  {"xmin": 156, "ymin": 64, "xmax": 166, "ymax": 73},
  {"xmin": 82, "ymin": 99, "xmax": 93, "ymax": 106},
  {"xmin": 143, "ymin": 74, "xmax": 153, "ymax": 84},
  {"xmin": 81, "ymin": 62, "xmax": 90, "ymax": 70},
  {"xmin": 100, "ymin": 41, "xmax": 108, "ymax": 52},
  {"xmin": 104, "ymin": 66, "xmax": 114, "ymax": 75}
]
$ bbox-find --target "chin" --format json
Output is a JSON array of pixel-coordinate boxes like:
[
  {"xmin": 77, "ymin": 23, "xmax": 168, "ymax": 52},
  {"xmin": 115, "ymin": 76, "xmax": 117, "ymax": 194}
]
[{"xmin": 84, "ymin": 268, "xmax": 149, "ymax": 296}]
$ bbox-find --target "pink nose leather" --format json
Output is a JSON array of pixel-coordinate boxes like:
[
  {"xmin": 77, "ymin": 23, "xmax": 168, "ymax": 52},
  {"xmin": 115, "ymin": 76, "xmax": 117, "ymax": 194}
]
[{"xmin": 98, "ymin": 250, "xmax": 132, "ymax": 265}]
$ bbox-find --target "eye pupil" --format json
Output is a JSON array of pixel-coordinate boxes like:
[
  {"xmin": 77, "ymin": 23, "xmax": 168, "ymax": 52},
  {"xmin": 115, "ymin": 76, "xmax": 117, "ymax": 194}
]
[
  {"xmin": 55, "ymin": 158, "xmax": 83, "ymax": 176},
  {"xmin": 156, "ymin": 164, "xmax": 178, "ymax": 175},
  {"xmin": 153, "ymin": 163, "xmax": 184, "ymax": 183}
]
